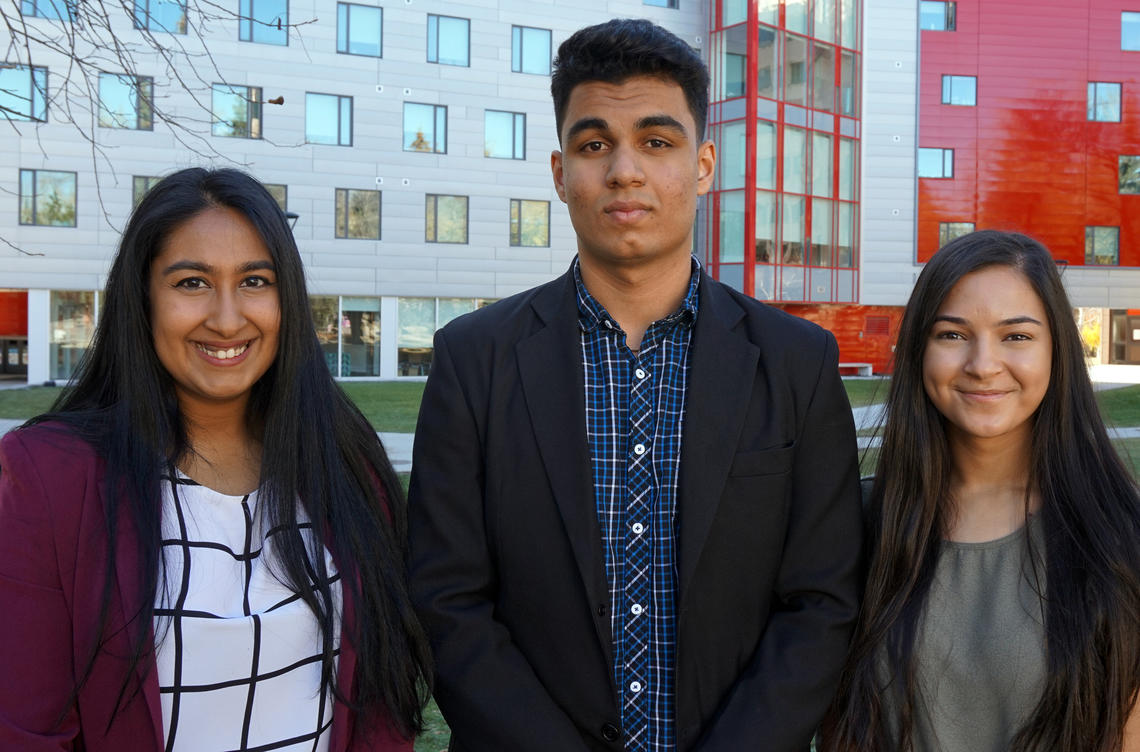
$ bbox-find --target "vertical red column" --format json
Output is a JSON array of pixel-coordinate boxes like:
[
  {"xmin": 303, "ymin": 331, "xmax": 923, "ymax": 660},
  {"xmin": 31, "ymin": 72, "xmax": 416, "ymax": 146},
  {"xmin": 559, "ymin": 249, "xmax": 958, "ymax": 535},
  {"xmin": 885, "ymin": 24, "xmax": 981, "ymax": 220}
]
[{"xmin": 742, "ymin": 0, "xmax": 759, "ymax": 296}]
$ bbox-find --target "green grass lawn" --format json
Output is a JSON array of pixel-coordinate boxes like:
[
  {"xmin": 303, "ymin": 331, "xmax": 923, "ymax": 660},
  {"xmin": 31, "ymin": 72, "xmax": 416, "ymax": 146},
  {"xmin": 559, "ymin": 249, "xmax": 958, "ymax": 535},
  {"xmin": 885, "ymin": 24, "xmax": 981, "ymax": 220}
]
[
  {"xmin": 843, "ymin": 377, "xmax": 890, "ymax": 408},
  {"xmin": 415, "ymin": 698, "xmax": 449, "ymax": 752}
]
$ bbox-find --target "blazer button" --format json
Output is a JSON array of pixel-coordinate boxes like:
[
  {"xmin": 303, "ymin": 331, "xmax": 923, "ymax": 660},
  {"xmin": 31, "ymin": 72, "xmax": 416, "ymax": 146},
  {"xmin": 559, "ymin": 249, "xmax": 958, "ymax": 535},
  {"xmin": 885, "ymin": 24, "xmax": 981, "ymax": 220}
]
[{"xmin": 601, "ymin": 723, "xmax": 621, "ymax": 742}]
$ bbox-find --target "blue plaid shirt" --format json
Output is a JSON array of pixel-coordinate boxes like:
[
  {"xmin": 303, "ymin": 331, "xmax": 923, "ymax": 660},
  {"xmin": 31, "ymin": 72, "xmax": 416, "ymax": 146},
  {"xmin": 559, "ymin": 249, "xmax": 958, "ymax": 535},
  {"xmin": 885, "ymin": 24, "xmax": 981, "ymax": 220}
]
[{"xmin": 575, "ymin": 257, "xmax": 699, "ymax": 752}]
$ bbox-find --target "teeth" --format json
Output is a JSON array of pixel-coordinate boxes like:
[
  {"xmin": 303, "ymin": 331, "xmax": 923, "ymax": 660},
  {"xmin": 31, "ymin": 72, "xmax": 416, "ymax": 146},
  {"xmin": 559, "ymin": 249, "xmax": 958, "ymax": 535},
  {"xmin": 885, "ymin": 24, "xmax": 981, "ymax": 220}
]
[{"xmin": 197, "ymin": 342, "xmax": 249, "ymax": 360}]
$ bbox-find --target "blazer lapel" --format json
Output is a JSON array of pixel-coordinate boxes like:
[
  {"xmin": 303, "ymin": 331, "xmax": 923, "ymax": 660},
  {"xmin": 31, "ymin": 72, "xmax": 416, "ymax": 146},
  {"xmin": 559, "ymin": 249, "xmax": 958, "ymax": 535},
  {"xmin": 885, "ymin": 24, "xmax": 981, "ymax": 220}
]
[
  {"xmin": 111, "ymin": 497, "xmax": 165, "ymax": 751},
  {"xmin": 677, "ymin": 276, "xmax": 759, "ymax": 606},
  {"xmin": 515, "ymin": 271, "xmax": 611, "ymax": 654}
]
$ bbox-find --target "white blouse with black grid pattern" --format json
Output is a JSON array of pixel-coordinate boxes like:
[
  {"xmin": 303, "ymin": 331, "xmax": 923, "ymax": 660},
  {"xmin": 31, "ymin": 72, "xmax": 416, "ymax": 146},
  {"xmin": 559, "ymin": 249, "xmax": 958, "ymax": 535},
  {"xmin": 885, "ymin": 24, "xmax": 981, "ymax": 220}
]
[{"xmin": 154, "ymin": 473, "xmax": 341, "ymax": 752}]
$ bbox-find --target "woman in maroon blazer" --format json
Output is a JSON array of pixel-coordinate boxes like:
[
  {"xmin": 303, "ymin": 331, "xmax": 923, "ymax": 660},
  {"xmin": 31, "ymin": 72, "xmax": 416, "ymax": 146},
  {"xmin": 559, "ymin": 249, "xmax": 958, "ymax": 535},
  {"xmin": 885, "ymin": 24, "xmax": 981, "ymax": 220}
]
[{"xmin": 0, "ymin": 168, "xmax": 431, "ymax": 751}]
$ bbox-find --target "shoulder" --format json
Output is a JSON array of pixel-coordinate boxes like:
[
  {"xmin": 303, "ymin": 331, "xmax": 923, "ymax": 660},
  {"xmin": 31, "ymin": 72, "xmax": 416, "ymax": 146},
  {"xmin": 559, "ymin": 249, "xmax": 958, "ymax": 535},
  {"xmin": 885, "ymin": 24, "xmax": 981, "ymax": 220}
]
[
  {"xmin": 700, "ymin": 275, "xmax": 836, "ymax": 366},
  {"xmin": 2, "ymin": 420, "xmax": 94, "ymax": 460},
  {"xmin": 432, "ymin": 273, "xmax": 573, "ymax": 363},
  {"xmin": 1, "ymin": 421, "xmax": 101, "ymax": 498}
]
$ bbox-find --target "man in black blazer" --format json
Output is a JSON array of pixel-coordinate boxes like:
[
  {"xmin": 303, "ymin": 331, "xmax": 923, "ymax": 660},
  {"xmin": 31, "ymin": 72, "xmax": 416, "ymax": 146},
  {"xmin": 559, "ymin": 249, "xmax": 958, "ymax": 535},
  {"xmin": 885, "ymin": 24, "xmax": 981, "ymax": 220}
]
[{"xmin": 408, "ymin": 18, "xmax": 863, "ymax": 752}]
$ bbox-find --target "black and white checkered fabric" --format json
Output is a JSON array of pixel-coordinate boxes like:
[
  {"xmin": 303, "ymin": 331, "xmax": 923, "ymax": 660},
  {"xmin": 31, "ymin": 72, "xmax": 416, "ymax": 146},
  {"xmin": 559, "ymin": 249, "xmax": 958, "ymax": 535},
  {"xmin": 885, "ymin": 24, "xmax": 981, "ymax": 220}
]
[{"xmin": 154, "ymin": 473, "xmax": 341, "ymax": 752}]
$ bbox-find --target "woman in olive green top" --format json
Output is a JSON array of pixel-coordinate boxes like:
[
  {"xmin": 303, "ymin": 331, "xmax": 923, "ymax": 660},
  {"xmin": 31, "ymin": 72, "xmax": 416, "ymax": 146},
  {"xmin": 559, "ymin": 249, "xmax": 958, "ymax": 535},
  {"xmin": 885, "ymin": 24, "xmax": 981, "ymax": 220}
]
[{"xmin": 823, "ymin": 231, "xmax": 1140, "ymax": 752}]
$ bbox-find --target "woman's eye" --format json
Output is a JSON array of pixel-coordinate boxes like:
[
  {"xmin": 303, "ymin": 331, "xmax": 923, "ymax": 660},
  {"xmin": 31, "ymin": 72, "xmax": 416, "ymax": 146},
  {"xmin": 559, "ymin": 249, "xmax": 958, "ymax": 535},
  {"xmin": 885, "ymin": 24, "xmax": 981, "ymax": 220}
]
[
  {"xmin": 174, "ymin": 277, "xmax": 206, "ymax": 290},
  {"xmin": 243, "ymin": 276, "xmax": 274, "ymax": 288}
]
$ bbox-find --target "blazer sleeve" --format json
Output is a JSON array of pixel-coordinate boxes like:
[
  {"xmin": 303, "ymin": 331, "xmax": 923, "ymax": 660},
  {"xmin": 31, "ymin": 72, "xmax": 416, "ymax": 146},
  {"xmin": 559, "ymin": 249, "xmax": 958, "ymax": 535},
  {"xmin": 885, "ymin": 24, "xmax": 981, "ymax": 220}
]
[
  {"xmin": 407, "ymin": 330, "xmax": 592, "ymax": 752},
  {"xmin": 694, "ymin": 332, "xmax": 863, "ymax": 751},
  {"xmin": 0, "ymin": 430, "xmax": 82, "ymax": 750}
]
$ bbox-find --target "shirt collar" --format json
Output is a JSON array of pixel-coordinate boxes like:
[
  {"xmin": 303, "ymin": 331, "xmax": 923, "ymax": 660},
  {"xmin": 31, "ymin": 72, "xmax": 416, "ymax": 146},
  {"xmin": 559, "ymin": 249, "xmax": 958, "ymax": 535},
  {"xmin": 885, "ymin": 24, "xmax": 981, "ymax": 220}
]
[{"xmin": 573, "ymin": 255, "xmax": 701, "ymax": 334}]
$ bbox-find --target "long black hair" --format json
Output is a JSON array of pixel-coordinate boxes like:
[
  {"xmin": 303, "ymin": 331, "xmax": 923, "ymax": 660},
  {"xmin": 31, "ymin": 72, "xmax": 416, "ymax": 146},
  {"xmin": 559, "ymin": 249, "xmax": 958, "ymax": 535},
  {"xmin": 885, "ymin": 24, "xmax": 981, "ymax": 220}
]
[
  {"xmin": 823, "ymin": 230, "xmax": 1140, "ymax": 751},
  {"xmin": 30, "ymin": 167, "xmax": 431, "ymax": 738}
]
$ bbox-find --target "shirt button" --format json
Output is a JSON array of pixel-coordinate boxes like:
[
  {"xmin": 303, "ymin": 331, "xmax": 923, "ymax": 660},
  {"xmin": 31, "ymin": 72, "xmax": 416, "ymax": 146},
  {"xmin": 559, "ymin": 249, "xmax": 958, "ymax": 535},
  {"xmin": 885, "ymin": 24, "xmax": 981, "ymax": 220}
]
[
  {"xmin": 630, "ymin": 604, "xmax": 643, "ymax": 615},
  {"xmin": 631, "ymin": 522, "xmax": 644, "ymax": 534},
  {"xmin": 604, "ymin": 320, "xmax": 613, "ymax": 329},
  {"xmin": 635, "ymin": 368, "xmax": 647, "ymax": 379},
  {"xmin": 630, "ymin": 681, "xmax": 642, "ymax": 693},
  {"xmin": 633, "ymin": 443, "xmax": 646, "ymax": 455}
]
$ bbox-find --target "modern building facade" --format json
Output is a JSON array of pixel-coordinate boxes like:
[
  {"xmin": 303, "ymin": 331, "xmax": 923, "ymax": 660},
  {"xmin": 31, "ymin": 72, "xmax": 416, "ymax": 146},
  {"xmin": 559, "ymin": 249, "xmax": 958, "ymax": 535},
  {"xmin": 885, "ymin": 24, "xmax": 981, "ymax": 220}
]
[
  {"xmin": 0, "ymin": 0, "xmax": 705, "ymax": 384},
  {"xmin": 6, "ymin": 0, "xmax": 1140, "ymax": 383}
]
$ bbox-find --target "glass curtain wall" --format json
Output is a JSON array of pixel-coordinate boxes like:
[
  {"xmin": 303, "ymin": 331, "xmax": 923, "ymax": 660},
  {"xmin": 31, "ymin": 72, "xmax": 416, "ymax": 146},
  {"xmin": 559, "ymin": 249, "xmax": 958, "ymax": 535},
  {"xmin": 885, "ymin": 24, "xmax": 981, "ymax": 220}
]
[{"xmin": 706, "ymin": 0, "xmax": 861, "ymax": 303}]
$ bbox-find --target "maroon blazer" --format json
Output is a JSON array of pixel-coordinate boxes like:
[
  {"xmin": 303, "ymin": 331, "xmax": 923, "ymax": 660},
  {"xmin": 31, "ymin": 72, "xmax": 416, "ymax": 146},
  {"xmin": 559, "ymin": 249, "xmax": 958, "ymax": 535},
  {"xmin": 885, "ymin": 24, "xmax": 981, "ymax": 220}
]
[{"xmin": 0, "ymin": 423, "xmax": 410, "ymax": 752}]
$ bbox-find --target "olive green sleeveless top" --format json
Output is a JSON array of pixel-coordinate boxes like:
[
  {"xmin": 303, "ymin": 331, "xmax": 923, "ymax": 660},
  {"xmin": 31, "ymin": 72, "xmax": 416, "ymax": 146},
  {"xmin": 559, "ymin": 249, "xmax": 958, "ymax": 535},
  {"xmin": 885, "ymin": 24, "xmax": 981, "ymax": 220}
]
[{"xmin": 903, "ymin": 516, "xmax": 1047, "ymax": 751}]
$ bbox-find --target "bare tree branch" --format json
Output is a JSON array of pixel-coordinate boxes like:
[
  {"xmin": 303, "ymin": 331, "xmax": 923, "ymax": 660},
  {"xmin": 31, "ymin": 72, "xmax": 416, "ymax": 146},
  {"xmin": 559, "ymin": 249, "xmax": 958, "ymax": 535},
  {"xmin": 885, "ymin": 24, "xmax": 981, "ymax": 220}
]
[{"xmin": 1, "ymin": 0, "xmax": 315, "ymax": 252}]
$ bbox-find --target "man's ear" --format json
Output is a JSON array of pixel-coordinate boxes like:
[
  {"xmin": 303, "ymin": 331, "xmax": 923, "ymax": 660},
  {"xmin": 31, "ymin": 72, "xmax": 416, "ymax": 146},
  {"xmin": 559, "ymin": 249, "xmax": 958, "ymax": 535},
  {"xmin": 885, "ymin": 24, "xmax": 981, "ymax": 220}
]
[
  {"xmin": 696, "ymin": 139, "xmax": 717, "ymax": 197},
  {"xmin": 551, "ymin": 149, "xmax": 568, "ymax": 203}
]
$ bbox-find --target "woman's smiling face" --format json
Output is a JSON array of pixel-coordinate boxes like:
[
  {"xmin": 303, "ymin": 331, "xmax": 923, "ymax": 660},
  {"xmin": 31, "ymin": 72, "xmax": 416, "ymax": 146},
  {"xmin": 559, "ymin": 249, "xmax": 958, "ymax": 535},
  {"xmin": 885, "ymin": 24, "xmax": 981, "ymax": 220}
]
[
  {"xmin": 922, "ymin": 265, "xmax": 1052, "ymax": 451},
  {"xmin": 148, "ymin": 205, "xmax": 280, "ymax": 416}
]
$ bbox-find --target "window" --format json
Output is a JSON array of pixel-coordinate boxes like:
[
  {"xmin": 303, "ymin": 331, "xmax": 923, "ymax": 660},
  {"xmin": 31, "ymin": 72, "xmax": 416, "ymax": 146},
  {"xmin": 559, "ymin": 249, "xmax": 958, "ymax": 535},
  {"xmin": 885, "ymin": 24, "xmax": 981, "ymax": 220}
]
[
  {"xmin": 306, "ymin": 92, "xmax": 352, "ymax": 145},
  {"xmin": 337, "ymin": 3, "xmax": 382, "ymax": 57},
  {"xmin": 1121, "ymin": 156, "xmax": 1140, "ymax": 194},
  {"xmin": 0, "ymin": 65, "xmax": 47, "ymax": 122},
  {"xmin": 98, "ymin": 73, "xmax": 153, "ymax": 130},
  {"xmin": 485, "ymin": 110, "xmax": 525, "ymax": 159},
  {"xmin": 335, "ymin": 188, "xmax": 380, "ymax": 239},
  {"xmin": 50, "ymin": 290, "xmax": 97, "ymax": 380},
  {"xmin": 239, "ymin": 0, "xmax": 287, "ymax": 45},
  {"xmin": 427, "ymin": 14, "xmax": 469, "ymax": 66},
  {"xmin": 511, "ymin": 26, "xmax": 551, "ymax": 75},
  {"xmin": 941, "ymin": 75, "xmax": 976, "ymax": 105},
  {"xmin": 425, "ymin": 194, "xmax": 467, "ymax": 243},
  {"xmin": 643, "ymin": 0, "xmax": 679, "ymax": 6},
  {"xmin": 1088, "ymin": 82, "xmax": 1121, "ymax": 122},
  {"xmin": 19, "ymin": 169, "xmax": 76, "ymax": 227},
  {"xmin": 21, "ymin": 0, "xmax": 74, "ymax": 20},
  {"xmin": 919, "ymin": 1, "xmax": 955, "ymax": 31},
  {"xmin": 510, "ymin": 199, "xmax": 549, "ymax": 247},
  {"xmin": 132, "ymin": 175, "xmax": 161, "ymax": 208},
  {"xmin": 1086, "ymin": 226, "xmax": 1119, "ymax": 265},
  {"xmin": 918, "ymin": 148, "xmax": 954, "ymax": 178},
  {"xmin": 132, "ymin": 0, "xmax": 187, "ymax": 33},
  {"xmin": 1124, "ymin": 12, "xmax": 1140, "ymax": 50},
  {"xmin": 403, "ymin": 103, "xmax": 446, "ymax": 153},
  {"xmin": 939, "ymin": 222, "xmax": 974, "ymax": 246},
  {"xmin": 264, "ymin": 183, "xmax": 287, "ymax": 211},
  {"xmin": 211, "ymin": 84, "xmax": 262, "ymax": 138}
]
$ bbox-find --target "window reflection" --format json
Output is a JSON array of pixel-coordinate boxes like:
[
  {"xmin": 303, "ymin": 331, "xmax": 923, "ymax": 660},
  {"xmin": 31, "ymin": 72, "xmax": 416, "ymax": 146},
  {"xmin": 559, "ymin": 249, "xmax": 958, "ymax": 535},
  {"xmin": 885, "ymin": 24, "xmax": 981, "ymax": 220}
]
[
  {"xmin": 337, "ymin": 3, "xmax": 381, "ymax": 57},
  {"xmin": 212, "ymin": 84, "xmax": 262, "ymax": 138},
  {"xmin": 335, "ymin": 188, "xmax": 380, "ymax": 239},
  {"xmin": 306, "ymin": 92, "xmax": 352, "ymax": 145},
  {"xmin": 239, "ymin": 0, "xmax": 287, "ymax": 45},
  {"xmin": 99, "ymin": 73, "xmax": 153, "ymax": 130},
  {"xmin": 425, "ymin": 194, "xmax": 468, "ymax": 243},
  {"xmin": 427, "ymin": 14, "xmax": 469, "ymax": 66},
  {"xmin": 50, "ymin": 290, "xmax": 95, "ymax": 381},
  {"xmin": 404, "ymin": 102, "xmax": 446, "ymax": 153},
  {"xmin": 485, "ymin": 110, "xmax": 525, "ymax": 159},
  {"xmin": 785, "ymin": 34, "xmax": 808, "ymax": 106},
  {"xmin": 0, "ymin": 65, "xmax": 47, "ymax": 122},
  {"xmin": 509, "ymin": 199, "xmax": 549, "ymax": 247},
  {"xmin": 512, "ymin": 26, "xmax": 551, "ymax": 75}
]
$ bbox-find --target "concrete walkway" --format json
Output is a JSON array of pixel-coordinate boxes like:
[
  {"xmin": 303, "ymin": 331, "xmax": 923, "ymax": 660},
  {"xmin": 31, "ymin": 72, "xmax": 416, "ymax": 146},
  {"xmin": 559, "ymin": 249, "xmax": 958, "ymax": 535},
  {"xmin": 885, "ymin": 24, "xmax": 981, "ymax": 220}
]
[{"xmin": 4, "ymin": 365, "xmax": 1140, "ymax": 470}]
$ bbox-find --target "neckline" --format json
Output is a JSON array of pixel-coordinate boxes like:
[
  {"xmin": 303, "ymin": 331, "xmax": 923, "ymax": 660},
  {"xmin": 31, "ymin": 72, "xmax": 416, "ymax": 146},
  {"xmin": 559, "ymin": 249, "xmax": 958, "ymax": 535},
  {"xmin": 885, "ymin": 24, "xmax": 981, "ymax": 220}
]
[{"xmin": 942, "ymin": 514, "xmax": 1039, "ymax": 550}]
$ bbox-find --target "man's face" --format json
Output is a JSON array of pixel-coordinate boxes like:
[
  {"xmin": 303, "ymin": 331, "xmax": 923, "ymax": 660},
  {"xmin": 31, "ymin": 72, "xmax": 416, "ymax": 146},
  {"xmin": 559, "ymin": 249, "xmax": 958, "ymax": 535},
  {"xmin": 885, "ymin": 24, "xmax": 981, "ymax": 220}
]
[{"xmin": 551, "ymin": 75, "xmax": 716, "ymax": 271}]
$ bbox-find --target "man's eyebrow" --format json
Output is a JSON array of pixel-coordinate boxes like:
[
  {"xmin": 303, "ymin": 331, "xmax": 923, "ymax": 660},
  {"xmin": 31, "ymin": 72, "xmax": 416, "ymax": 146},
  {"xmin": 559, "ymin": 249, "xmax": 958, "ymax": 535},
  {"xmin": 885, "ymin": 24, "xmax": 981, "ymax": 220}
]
[
  {"xmin": 565, "ymin": 117, "xmax": 608, "ymax": 141},
  {"xmin": 636, "ymin": 114, "xmax": 688, "ymax": 135}
]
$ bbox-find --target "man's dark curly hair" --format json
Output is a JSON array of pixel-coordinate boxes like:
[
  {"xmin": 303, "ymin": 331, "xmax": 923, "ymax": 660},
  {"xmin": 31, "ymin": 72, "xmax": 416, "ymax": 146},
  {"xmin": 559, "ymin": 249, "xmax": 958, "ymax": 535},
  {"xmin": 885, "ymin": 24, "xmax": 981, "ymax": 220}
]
[{"xmin": 551, "ymin": 18, "xmax": 709, "ymax": 143}]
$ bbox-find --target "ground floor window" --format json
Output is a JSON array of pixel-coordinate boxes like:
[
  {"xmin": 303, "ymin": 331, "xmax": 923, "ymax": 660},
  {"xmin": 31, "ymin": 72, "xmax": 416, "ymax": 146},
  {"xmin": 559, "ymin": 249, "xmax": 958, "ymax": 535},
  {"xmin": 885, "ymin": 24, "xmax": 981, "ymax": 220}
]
[{"xmin": 50, "ymin": 290, "xmax": 97, "ymax": 381}]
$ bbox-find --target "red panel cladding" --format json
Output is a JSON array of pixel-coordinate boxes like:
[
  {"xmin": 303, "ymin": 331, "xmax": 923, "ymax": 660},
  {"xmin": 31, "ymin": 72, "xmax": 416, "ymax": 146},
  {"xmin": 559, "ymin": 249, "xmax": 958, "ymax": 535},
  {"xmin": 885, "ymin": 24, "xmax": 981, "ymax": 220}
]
[
  {"xmin": 0, "ymin": 291, "xmax": 28, "ymax": 337},
  {"xmin": 917, "ymin": 0, "xmax": 1140, "ymax": 266},
  {"xmin": 776, "ymin": 303, "xmax": 904, "ymax": 374}
]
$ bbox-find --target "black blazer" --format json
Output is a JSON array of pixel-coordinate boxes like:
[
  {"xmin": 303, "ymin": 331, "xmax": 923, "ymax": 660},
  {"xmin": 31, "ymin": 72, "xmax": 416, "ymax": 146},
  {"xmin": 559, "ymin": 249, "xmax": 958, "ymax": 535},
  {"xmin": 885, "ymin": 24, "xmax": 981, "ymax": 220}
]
[{"xmin": 408, "ymin": 266, "xmax": 864, "ymax": 752}]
